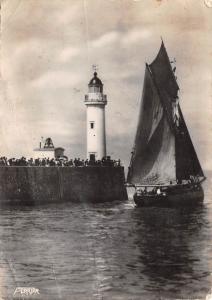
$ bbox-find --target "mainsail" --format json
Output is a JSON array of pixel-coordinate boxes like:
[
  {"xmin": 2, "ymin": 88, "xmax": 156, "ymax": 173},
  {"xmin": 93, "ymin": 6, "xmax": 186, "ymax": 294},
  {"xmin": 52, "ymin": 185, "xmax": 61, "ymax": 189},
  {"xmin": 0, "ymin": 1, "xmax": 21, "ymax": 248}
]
[{"xmin": 127, "ymin": 42, "xmax": 204, "ymax": 185}]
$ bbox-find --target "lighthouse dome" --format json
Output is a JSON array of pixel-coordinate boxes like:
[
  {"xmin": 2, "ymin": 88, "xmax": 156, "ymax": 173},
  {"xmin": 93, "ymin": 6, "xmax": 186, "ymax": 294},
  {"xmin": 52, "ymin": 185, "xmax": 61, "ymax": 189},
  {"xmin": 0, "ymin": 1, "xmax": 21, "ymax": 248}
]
[
  {"xmin": 88, "ymin": 72, "xmax": 103, "ymax": 93},
  {"xmin": 89, "ymin": 72, "xmax": 103, "ymax": 86}
]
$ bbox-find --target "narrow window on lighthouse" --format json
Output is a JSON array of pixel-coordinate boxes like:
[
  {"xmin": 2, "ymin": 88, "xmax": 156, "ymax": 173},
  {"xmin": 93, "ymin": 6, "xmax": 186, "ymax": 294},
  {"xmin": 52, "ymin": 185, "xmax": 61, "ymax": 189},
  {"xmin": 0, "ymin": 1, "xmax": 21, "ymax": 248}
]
[{"xmin": 90, "ymin": 122, "xmax": 95, "ymax": 129}]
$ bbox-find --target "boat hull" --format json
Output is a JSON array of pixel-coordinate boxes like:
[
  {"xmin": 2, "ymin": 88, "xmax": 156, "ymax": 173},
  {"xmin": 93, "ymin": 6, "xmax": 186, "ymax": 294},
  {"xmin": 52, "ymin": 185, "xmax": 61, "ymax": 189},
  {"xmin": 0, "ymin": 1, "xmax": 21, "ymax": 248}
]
[{"xmin": 134, "ymin": 184, "xmax": 204, "ymax": 207}]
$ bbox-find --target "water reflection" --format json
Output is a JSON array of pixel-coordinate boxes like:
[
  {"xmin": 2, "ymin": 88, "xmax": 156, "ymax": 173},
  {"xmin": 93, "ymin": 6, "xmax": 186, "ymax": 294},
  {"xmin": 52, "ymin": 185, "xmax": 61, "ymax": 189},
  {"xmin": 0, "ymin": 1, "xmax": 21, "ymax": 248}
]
[
  {"xmin": 131, "ymin": 205, "xmax": 211, "ymax": 298},
  {"xmin": 0, "ymin": 198, "xmax": 211, "ymax": 299}
]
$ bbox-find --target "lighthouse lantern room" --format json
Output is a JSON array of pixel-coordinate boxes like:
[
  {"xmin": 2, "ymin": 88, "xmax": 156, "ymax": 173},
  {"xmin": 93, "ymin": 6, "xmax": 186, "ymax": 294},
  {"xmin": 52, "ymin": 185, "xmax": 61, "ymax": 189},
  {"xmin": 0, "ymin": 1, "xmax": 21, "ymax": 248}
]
[{"xmin": 85, "ymin": 71, "xmax": 107, "ymax": 161}]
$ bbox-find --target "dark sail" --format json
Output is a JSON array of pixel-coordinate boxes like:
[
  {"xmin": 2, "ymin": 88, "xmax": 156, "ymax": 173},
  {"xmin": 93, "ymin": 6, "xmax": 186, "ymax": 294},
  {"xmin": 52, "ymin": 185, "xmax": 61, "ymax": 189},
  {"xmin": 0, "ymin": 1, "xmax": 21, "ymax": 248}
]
[
  {"xmin": 149, "ymin": 41, "xmax": 179, "ymax": 98},
  {"xmin": 127, "ymin": 41, "xmax": 204, "ymax": 185},
  {"xmin": 127, "ymin": 65, "xmax": 176, "ymax": 185},
  {"xmin": 175, "ymin": 106, "xmax": 204, "ymax": 180},
  {"xmin": 149, "ymin": 41, "xmax": 179, "ymax": 131}
]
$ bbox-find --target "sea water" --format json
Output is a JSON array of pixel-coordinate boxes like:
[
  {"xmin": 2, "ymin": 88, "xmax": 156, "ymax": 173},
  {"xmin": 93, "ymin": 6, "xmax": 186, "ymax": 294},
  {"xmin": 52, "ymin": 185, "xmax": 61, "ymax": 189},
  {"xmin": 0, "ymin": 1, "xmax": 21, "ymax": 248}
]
[{"xmin": 0, "ymin": 174, "xmax": 211, "ymax": 300}]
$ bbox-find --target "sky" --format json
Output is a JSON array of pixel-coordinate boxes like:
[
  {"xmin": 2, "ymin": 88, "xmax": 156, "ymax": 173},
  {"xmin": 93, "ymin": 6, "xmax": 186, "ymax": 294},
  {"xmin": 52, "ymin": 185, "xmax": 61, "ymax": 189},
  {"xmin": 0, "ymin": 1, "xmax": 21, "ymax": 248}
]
[{"xmin": 0, "ymin": 0, "xmax": 212, "ymax": 171}]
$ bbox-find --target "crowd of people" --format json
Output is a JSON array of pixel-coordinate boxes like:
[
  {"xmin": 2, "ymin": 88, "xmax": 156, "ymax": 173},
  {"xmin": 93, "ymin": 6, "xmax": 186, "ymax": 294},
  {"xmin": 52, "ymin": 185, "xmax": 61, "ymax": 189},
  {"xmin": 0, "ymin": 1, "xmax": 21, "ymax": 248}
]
[{"xmin": 0, "ymin": 156, "xmax": 121, "ymax": 167}]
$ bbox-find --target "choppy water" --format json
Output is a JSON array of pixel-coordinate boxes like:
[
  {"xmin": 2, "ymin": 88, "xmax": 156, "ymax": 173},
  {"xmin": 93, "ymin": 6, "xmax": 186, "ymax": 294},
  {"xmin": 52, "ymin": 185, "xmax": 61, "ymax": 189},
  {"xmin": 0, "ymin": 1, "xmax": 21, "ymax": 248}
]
[{"xmin": 0, "ymin": 178, "xmax": 211, "ymax": 299}]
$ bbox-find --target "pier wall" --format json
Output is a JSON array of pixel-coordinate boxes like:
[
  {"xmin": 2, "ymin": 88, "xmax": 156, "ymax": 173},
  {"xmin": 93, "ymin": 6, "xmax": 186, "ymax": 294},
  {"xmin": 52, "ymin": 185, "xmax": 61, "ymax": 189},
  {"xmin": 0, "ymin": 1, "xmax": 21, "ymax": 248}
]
[{"xmin": 0, "ymin": 166, "xmax": 128, "ymax": 204}]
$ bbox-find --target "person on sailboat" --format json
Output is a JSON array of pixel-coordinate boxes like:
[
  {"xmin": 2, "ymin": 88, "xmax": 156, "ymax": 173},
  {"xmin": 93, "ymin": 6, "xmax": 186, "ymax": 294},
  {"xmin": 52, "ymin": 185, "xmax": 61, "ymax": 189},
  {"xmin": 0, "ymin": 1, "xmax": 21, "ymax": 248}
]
[{"xmin": 156, "ymin": 188, "xmax": 161, "ymax": 195}]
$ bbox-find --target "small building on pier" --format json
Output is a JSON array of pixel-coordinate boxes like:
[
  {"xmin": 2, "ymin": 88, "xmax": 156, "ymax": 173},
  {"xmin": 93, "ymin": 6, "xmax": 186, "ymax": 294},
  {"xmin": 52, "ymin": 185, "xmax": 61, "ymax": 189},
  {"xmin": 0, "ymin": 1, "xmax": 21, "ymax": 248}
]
[{"xmin": 33, "ymin": 137, "xmax": 65, "ymax": 159}]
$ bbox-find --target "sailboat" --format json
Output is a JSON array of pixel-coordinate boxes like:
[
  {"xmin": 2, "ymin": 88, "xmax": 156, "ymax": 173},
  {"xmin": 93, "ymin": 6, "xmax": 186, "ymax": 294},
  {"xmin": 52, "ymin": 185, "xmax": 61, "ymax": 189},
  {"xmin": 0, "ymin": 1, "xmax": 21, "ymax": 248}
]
[{"xmin": 127, "ymin": 41, "xmax": 206, "ymax": 207}]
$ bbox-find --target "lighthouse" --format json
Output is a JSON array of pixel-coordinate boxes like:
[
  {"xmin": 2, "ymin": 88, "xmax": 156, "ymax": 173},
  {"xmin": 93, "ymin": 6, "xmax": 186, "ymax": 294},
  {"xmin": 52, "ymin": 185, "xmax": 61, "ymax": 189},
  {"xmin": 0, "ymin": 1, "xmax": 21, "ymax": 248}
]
[{"xmin": 85, "ymin": 72, "xmax": 107, "ymax": 161}]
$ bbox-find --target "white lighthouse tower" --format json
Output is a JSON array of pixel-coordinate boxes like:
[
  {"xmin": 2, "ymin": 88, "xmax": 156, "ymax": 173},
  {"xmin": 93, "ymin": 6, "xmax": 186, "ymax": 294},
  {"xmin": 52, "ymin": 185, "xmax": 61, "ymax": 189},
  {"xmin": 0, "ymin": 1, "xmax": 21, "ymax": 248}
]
[{"xmin": 85, "ymin": 71, "xmax": 107, "ymax": 161}]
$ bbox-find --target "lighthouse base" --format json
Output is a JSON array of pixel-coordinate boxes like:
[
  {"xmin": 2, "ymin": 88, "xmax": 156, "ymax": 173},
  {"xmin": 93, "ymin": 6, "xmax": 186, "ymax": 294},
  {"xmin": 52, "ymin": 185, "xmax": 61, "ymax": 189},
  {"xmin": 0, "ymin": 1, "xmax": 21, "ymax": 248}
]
[{"xmin": 0, "ymin": 166, "xmax": 128, "ymax": 205}]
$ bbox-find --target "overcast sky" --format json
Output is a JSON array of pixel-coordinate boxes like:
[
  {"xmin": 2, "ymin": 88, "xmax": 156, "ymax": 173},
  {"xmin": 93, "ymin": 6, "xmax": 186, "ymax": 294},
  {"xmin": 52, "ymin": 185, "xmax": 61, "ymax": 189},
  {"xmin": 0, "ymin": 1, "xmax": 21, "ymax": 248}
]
[{"xmin": 1, "ymin": 0, "xmax": 212, "ymax": 171}]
